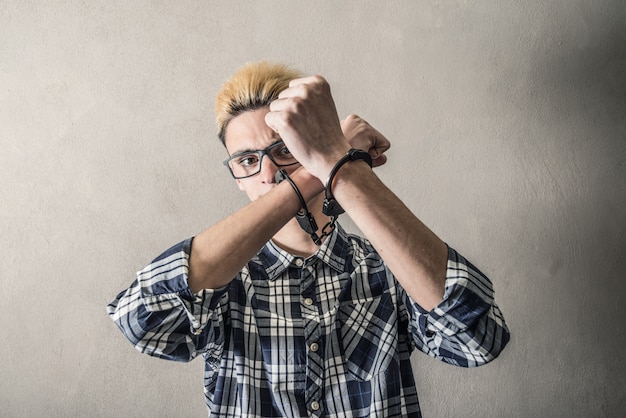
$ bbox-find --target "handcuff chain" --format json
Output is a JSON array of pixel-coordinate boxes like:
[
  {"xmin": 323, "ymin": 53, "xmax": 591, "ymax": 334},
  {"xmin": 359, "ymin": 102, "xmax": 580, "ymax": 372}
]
[{"xmin": 319, "ymin": 216, "xmax": 337, "ymax": 240}]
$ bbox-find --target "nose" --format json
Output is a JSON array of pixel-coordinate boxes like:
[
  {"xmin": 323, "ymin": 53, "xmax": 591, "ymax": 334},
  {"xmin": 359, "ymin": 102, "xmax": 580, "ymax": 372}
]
[{"xmin": 258, "ymin": 155, "xmax": 279, "ymax": 183}]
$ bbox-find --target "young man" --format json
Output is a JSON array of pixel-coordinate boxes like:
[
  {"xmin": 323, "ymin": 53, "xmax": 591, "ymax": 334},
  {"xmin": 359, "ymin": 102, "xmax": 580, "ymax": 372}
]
[{"xmin": 108, "ymin": 61, "xmax": 509, "ymax": 417}]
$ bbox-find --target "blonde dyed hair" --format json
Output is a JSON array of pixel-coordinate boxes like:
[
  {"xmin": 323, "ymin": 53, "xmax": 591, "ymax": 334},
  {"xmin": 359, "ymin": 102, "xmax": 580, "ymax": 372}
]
[{"xmin": 215, "ymin": 61, "xmax": 303, "ymax": 145}]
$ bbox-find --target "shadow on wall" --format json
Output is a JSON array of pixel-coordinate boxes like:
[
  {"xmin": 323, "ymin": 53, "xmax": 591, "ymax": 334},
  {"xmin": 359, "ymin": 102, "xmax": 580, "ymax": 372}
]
[
  {"xmin": 530, "ymin": 7, "xmax": 626, "ymax": 142},
  {"xmin": 521, "ymin": 5, "xmax": 626, "ymax": 414},
  {"xmin": 521, "ymin": 3, "xmax": 626, "ymax": 302},
  {"xmin": 525, "ymin": 7, "xmax": 626, "ymax": 415}
]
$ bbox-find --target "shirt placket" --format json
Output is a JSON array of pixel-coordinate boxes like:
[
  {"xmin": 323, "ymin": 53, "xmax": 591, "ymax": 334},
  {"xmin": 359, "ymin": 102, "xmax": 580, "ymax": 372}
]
[{"xmin": 296, "ymin": 257, "xmax": 324, "ymax": 417}]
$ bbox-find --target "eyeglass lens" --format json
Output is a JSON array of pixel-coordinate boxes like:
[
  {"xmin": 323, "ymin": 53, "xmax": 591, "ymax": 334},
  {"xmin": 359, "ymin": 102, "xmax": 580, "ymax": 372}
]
[{"xmin": 226, "ymin": 142, "xmax": 298, "ymax": 179}]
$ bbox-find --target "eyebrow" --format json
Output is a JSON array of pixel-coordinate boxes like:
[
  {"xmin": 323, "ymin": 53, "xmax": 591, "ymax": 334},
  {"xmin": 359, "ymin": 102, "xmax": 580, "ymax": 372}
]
[{"xmin": 229, "ymin": 139, "xmax": 283, "ymax": 158}]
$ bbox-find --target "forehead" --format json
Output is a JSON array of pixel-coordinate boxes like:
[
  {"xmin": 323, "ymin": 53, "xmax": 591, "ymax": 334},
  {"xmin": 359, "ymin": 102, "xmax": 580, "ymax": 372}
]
[{"xmin": 224, "ymin": 107, "xmax": 278, "ymax": 155}]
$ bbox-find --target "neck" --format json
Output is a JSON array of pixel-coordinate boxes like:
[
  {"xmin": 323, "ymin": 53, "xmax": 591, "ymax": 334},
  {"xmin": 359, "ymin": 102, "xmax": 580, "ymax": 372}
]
[{"xmin": 271, "ymin": 194, "xmax": 331, "ymax": 257}]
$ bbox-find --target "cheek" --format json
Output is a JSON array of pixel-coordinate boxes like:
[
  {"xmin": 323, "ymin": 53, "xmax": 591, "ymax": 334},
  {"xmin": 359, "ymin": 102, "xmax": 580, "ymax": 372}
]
[{"xmin": 236, "ymin": 179, "xmax": 262, "ymax": 201}]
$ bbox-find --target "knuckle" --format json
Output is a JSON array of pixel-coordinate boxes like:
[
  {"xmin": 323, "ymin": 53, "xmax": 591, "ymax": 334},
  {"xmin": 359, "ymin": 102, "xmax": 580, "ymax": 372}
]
[
  {"xmin": 291, "ymin": 96, "xmax": 305, "ymax": 112},
  {"xmin": 298, "ymin": 85, "xmax": 310, "ymax": 99},
  {"xmin": 312, "ymin": 75, "xmax": 327, "ymax": 84}
]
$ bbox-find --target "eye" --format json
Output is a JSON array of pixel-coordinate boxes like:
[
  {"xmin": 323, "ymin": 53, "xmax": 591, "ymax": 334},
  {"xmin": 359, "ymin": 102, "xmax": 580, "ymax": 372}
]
[
  {"xmin": 236, "ymin": 154, "xmax": 259, "ymax": 167},
  {"xmin": 279, "ymin": 145, "xmax": 292, "ymax": 157},
  {"xmin": 271, "ymin": 144, "xmax": 293, "ymax": 161}
]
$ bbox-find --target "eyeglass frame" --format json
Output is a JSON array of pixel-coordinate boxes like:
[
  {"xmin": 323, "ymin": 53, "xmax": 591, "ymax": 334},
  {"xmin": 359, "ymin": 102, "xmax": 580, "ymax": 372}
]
[{"xmin": 223, "ymin": 140, "xmax": 300, "ymax": 179}]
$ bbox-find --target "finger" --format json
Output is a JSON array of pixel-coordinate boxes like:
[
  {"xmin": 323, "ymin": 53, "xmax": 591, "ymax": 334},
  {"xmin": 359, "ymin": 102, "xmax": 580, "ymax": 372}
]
[
  {"xmin": 288, "ymin": 75, "xmax": 325, "ymax": 88},
  {"xmin": 371, "ymin": 154, "xmax": 388, "ymax": 168},
  {"xmin": 276, "ymin": 77, "xmax": 316, "ymax": 100},
  {"xmin": 373, "ymin": 137, "xmax": 391, "ymax": 154},
  {"xmin": 276, "ymin": 76, "xmax": 313, "ymax": 100},
  {"xmin": 343, "ymin": 114, "xmax": 362, "ymax": 123},
  {"xmin": 264, "ymin": 110, "xmax": 282, "ymax": 134},
  {"xmin": 268, "ymin": 97, "xmax": 290, "ymax": 112},
  {"xmin": 277, "ymin": 84, "xmax": 299, "ymax": 100}
]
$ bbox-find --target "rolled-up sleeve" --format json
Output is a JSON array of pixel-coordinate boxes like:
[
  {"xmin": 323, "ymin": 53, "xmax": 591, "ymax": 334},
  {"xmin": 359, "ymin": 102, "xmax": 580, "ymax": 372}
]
[
  {"xmin": 405, "ymin": 246, "xmax": 510, "ymax": 367},
  {"xmin": 107, "ymin": 238, "xmax": 229, "ymax": 362}
]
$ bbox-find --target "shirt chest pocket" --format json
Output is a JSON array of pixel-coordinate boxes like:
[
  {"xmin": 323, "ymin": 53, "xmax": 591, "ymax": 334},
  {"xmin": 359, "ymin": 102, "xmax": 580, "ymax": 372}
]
[{"xmin": 336, "ymin": 292, "xmax": 399, "ymax": 381}]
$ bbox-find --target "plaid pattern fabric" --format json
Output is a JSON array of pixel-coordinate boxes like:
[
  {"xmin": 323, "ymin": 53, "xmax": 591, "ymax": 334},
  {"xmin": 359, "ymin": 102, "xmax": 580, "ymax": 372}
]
[{"xmin": 108, "ymin": 224, "xmax": 509, "ymax": 417}]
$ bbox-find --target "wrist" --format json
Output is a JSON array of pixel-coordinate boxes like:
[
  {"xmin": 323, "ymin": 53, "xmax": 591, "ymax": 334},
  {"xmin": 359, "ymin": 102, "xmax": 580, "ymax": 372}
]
[
  {"xmin": 288, "ymin": 167, "xmax": 324, "ymax": 201},
  {"xmin": 329, "ymin": 158, "xmax": 374, "ymax": 191},
  {"xmin": 318, "ymin": 144, "xmax": 352, "ymax": 181},
  {"xmin": 322, "ymin": 149, "xmax": 373, "ymax": 217}
]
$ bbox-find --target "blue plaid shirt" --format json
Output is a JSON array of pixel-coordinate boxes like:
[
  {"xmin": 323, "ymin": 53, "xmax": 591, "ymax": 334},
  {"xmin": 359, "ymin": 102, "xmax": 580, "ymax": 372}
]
[{"xmin": 108, "ymin": 224, "xmax": 509, "ymax": 417}]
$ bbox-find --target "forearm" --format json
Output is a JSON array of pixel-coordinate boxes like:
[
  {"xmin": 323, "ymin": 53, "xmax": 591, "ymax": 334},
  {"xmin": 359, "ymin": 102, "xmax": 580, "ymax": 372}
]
[
  {"xmin": 107, "ymin": 238, "xmax": 233, "ymax": 361},
  {"xmin": 264, "ymin": 76, "xmax": 446, "ymax": 308},
  {"xmin": 331, "ymin": 162, "xmax": 448, "ymax": 311},
  {"xmin": 188, "ymin": 170, "xmax": 323, "ymax": 292},
  {"xmin": 406, "ymin": 247, "xmax": 510, "ymax": 366}
]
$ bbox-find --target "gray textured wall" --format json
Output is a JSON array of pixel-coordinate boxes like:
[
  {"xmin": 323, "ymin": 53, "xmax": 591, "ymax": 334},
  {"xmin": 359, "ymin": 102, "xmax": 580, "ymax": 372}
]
[{"xmin": 1, "ymin": 1, "xmax": 624, "ymax": 417}]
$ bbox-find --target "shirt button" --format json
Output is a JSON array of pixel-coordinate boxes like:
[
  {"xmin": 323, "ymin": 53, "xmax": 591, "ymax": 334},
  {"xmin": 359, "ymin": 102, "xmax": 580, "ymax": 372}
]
[
  {"xmin": 303, "ymin": 297, "xmax": 313, "ymax": 306},
  {"xmin": 294, "ymin": 258, "xmax": 304, "ymax": 267},
  {"xmin": 310, "ymin": 401, "xmax": 320, "ymax": 411},
  {"xmin": 309, "ymin": 342, "xmax": 319, "ymax": 352}
]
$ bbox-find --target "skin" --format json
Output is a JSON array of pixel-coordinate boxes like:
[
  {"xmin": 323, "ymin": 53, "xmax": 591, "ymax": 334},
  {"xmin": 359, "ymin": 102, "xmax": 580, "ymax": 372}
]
[
  {"xmin": 226, "ymin": 108, "xmax": 326, "ymax": 256},
  {"xmin": 189, "ymin": 76, "xmax": 447, "ymax": 311}
]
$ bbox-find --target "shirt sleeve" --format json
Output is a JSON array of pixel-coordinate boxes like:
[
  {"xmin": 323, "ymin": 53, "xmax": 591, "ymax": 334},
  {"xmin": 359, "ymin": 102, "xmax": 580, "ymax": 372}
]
[
  {"xmin": 106, "ymin": 238, "xmax": 229, "ymax": 362},
  {"xmin": 403, "ymin": 246, "xmax": 510, "ymax": 367}
]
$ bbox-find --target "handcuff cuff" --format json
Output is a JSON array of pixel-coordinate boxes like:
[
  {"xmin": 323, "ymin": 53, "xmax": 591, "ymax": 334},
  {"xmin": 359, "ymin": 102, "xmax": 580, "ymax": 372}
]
[
  {"xmin": 275, "ymin": 168, "xmax": 323, "ymax": 245},
  {"xmin": 276, "ymin": 149, "xmax": 373, "ymax": 244}
]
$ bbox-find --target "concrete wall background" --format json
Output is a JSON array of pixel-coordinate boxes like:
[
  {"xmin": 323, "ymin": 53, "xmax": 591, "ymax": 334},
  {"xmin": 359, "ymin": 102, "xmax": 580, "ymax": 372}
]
[{"xmin": 1, "ymin": 1, "xmax": 624, "ymax": 417}]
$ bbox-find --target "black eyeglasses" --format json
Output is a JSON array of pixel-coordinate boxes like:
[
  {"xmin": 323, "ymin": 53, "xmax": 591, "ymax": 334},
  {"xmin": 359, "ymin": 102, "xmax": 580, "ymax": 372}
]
[{"xmin": 223, "ymin": 141, "xmax": 300, "ymax": 179}]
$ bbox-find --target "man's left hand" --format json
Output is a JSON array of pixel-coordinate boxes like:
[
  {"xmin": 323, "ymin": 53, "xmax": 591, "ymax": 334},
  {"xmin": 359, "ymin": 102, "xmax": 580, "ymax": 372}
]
[{"xmin": 341, "ymin": 114, "xmax": 390, "ymax": 168}]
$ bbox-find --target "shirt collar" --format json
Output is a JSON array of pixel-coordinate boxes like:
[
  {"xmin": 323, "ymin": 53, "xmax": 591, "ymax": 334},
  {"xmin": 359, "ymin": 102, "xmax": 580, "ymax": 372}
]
[{"xmin": 256, "ymin": 223, "xmax": 350, "ymax": 281}]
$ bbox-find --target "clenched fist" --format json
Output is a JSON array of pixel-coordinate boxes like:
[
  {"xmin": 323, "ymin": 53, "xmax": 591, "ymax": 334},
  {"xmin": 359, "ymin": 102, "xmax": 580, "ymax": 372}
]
[
  {"xmin": 341, "ymin": 114, "xmax": 390, "ymax": 168},
  {"xmin": 265, "ymin": 76, "xmax": 351, "ymax": 181}
]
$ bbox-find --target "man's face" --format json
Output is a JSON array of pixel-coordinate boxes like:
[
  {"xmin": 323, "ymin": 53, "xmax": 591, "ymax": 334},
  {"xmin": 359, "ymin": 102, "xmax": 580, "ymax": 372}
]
[{"xmin": 224, "ymin": 107, "xmax": 299, "ymax": 201}]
